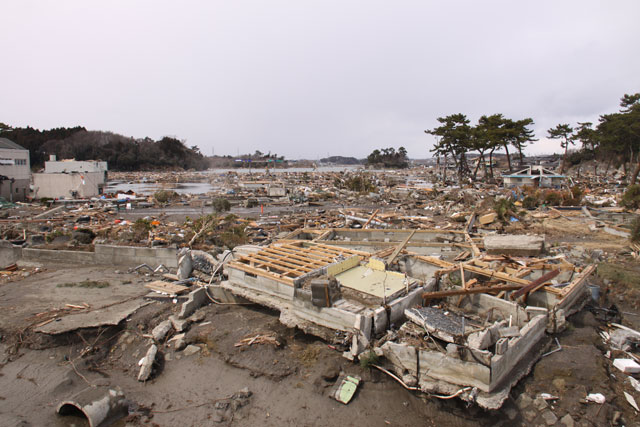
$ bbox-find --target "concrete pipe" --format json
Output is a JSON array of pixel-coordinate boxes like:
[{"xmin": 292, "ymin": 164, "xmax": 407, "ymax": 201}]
[{"xmin": 56, "ymin": 387, "xmax": 128, "ymax": 427}]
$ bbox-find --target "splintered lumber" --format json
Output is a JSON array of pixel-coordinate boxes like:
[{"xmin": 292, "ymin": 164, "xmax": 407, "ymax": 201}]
[
  {"xmin": 362, "ymin": 209, "xmax": 380, "ymax": 229},
  {"xmin": 386, "ymin": 230, "xmax": 416, "ymax": 265},
  {"xmin": 509, "ymin": 269, "xmax": 560, "ymax": 300},
  {"xmin": 465, "ymin": 233, "xmax": 481, "ymax": 258},
  {"xmin": 423, "ymin": 284, "xmax": 523, "ymax": 300},
  {"xmin": 559, "ymin": 264, "xmax": 596, "ymax": 297}
]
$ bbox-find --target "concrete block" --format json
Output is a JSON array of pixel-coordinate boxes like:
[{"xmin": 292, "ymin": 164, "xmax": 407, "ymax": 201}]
[
  {"xmin": 613, "ymin": 358, "xmax": 640, "ymax": 374},
  {"xmin": 179, "ymin": 287, "xmax": 209, "ymax": 319},
  {"xmin": 169, "ymin": 315, "xmax": 189, "ymax": 332},
  {"xmin": 499, "ymin": 326, "xmax": 520, "ymax": 338},
  {"xmin": 183, "ymin": 344, "xmax": 201, "ymax": 356},
  {"xmin": 373, "ymin": 306, "xmax": 388, "ymax": 335},
  {"xmin": 152, "ymin": 320, "xmax": 172, "ymax": 342},
  {"xmin": 137, "ymin": 344, "xmax": 157, "ymax": 381},
  {"xmin": 495, "ymin": 338, "xmax": 509, "ymax": 355},
  {"xmin": 483, "ymin": 235, "xmax": 545, "ymax": 256}
]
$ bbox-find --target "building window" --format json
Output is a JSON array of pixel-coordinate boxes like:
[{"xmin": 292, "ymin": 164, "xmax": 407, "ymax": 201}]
[{"xmin": 14, "ymin": 159, "xmax": 27, "ymax": 166}]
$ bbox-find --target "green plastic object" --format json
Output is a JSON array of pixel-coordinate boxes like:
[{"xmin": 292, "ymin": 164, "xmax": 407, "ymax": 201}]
[{"xmin": 335, "ymin": 375, "xmax": 361, "ymax": 404}]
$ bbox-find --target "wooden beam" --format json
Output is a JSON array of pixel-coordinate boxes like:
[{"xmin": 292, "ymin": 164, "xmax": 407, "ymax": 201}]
[
  {"xmin": 423, "ymin": 284, "xmax": 523, "ymax": 300},
  {"xmin": 560, "ymin": 264, "xmax": 596, "ymax": 297},
  {"xmin": 465, "ymin": 233, "xmax": 481, "ymax": 258},
  {"xmin": 509, "ymin": 269, "xmax": 560, "ymax": 300},
  {"xmin": 386, "ymin": 230, "xmax": 416, "ymax": 265},
  {"xmin": 362, "ymin": 209, "xmax": 380, "ymax": 229}
]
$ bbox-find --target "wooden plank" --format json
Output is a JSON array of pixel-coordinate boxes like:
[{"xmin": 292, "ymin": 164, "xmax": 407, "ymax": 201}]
[
  {"xmin": 362, "ymin": 209, "xmax": 380, "ymax": 229},
  {"xmin": 226, "ymin": 261, "xmax": 295, "ymax": 286},
  {"xmin": 247, "ymin": 253, "xmax": 313, "ymax": 273},
  {"xmin": 386, "ymin": 230, "xmax": 416, "ymax": 265},
  {"xmin": 263, "ymin": 247, "xmax": 326, "ymax": 268},
  {"xmin": 145, "ymin": 280, "xmax": 189, "ymax": 295},
  {"xmin": 279, "ymin": 244, "xmax": 335, "ymax": 263},
  {"xmin": 423, "ymin": 284, "xmax": 523, "ymax": 300},
  {"xmin": 560, "ymin": 264, "xmax": 596, "ymax": 297},
  {"xmin": 465, "ymin": 232, "xmax": 481, "ymax": 258},
  {"xmin": 509, "ymin": 269, "xmax": 560, "ymax": 300}
]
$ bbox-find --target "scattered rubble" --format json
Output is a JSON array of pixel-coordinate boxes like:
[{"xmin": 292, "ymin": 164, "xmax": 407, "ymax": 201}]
[{"xmin": 1, "ymin": 165, "xmax": 639, "ymax": 425}]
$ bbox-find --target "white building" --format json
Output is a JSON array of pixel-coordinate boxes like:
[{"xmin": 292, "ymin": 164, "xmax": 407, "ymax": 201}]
[
  {"xmin": 0, "ymin": 138, "xmax": 30, "ymax": 202},
  {"xmin": 502, "ymin": 165, "xmax": 565, "ymax": 188},
  {"xmin": 32, "ymin": 156, "xmax": 108, "ymax": 199},
  {"xmin": 44, "ymin": 158, "xmax": 107, "ymax": 174}
]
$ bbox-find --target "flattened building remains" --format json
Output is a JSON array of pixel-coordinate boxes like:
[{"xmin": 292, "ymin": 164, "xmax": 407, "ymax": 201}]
[{"xmin": 219, "ymin": 227, "xmax": 594, "ymax": 408}]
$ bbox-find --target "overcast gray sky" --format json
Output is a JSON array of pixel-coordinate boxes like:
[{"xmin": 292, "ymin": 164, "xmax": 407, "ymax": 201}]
[{"xmin": 2, "ymin": 1, "xmax": 639, "ymax": 159}]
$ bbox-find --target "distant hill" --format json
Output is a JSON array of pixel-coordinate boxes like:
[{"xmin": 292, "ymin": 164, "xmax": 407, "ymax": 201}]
[
  {"xmin": 0, "ymin": 125, "xmax": 209, "ymax": 171},
  {"xmin": 319, "ymin": 156, "xmax": 362, "ymax": 165}
]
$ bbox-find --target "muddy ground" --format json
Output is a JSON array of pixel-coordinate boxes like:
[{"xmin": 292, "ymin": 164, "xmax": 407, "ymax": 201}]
[{"xmin": 0, "ymin": 260, "xmax": 638, "ymax": 426}]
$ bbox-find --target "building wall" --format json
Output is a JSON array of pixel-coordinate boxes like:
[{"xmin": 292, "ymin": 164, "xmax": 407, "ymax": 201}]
[
  {"xmin": 44, "ymin": 160, "xmax": 107, "ymax": 173},
  {"xmin": 0, "ymin": 148, "xmax": 31, "ymax": 201},
  {"xmin": 0, "ymin": 178, "xmax": 29, "ymax": 202},
  {"xmin": 33, "ymin": 172, "xmax": 104, "ymax": 199}
]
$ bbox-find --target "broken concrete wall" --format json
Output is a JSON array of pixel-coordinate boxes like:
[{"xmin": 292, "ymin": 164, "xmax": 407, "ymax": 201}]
[
  {"xmin": 5, "ymin": 244, "xmax": 177, "ymax": 267},
  {"xmin": 489, "ymin": 314, "xmax": 546, "ymax": 390},
  {"xmin": 381, "ymin": 341, "xmax": 491, "ymax": 392},
  {"xmin": 0, "ymin": 241, "xmax": 24, "ymax": 266},
  {"xmin": 457, "ymin": 293, "xmax": 530, "ymax": 327},
  {"xmin": 94, "ymin": 245, "xmax": 177, "ymax": 267},
  {"xmin": 483, "ymin": 235, "xmax": 545, "ymax": 256}
]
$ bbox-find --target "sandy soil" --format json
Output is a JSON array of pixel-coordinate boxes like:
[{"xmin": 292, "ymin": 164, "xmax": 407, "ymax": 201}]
[{"xmin": 0, "ymin": 253, "xmax": 638, "ymax": 426}]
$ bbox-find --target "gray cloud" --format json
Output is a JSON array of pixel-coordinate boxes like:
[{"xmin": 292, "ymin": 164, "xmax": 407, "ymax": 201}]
[{"xmin": 1, "ymin": 1, "xmax": 639, "ymax": 159}]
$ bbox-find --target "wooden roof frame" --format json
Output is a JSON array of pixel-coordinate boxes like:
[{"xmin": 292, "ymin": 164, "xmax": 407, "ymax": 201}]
[{"xmin": 226, "ymin": 241, "xmax": 371, "ymax": 286}]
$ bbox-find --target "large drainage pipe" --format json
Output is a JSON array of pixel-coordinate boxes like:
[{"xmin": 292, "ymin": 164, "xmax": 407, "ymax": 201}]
[{"xmin": 56, "ymin": 387, "xmax": 128, "ymax": 427}]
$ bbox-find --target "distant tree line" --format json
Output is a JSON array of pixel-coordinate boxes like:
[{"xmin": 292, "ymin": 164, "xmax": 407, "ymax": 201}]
[
  {"xmin": 424, "ymin": 92, "xmax": 640, "ymax": 185},
  {"xmin": 0, "ymin": 124, "xmax": 209, "ymax": 171},
  {"xmin": 547, "ymin": 93, "xmax": 640, "ymax": 184},
  {"xmin": 425, "ymin": 114, "xmax": 536, "ymax": 183},
  {"xmin": 366, "ymin": 147, "xmax": 408, "ymax": 168}
]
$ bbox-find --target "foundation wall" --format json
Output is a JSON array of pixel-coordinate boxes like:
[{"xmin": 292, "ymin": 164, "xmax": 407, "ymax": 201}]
[
  {"xmin": 489, "ymin": 314, "xmax": 547, "ymax": 390},
  {"xmin": 0, "ymin": 243, "xmax": 178, "ymax": 268}
]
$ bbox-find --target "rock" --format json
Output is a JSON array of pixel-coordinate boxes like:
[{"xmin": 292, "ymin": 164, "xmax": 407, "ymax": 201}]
[
  {"xmin": 174, "ymin": 335, "xmax": 187, "ymax": 351},
  {"xmin": 152, "ymin": 320, "xmax": 172, "ymax": 342},
  {"xmin": 560, "ymin": 414, "xmax": 575, "ymax": 427},
  {"xmin": 516, "ymin": 393, "xmax": 533, "ymax": 410},
  {"xmin": 183, "ymin": 344, "xmax": 201, "ymax": 356},
  {"xmin": 137, "ymin": 344, "xmax": 157, "ymax": 381},
  {"xmin": 169, "ymin": 315, "xmax": 190, "ymax": 332},
  {"xmin": 541, "ymin": 410, "xmax": 558, "ymax": 426},
  {"xmin": 534, "ymin": 396, "xmax": 549, "ymax": 411},
  {"xmin": 188, "ymin": 308, "xmax": 207, "ymax": 323},
  {"xmin": 523, "ymin": 408, "xmax": 537, "ymax": 422}
]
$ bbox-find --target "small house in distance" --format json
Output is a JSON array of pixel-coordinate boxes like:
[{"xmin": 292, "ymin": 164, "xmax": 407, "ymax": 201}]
[
  {"xmin": 32, "ymin": 156, "xmax": 108, "ymax": 199},
  {"xmin": 0, "ymin": 137, "xmax": 31, "ymax": 202},
  {"xmin": 502, "ymin": 165, "xmax": 565, "ymax": 188}
]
